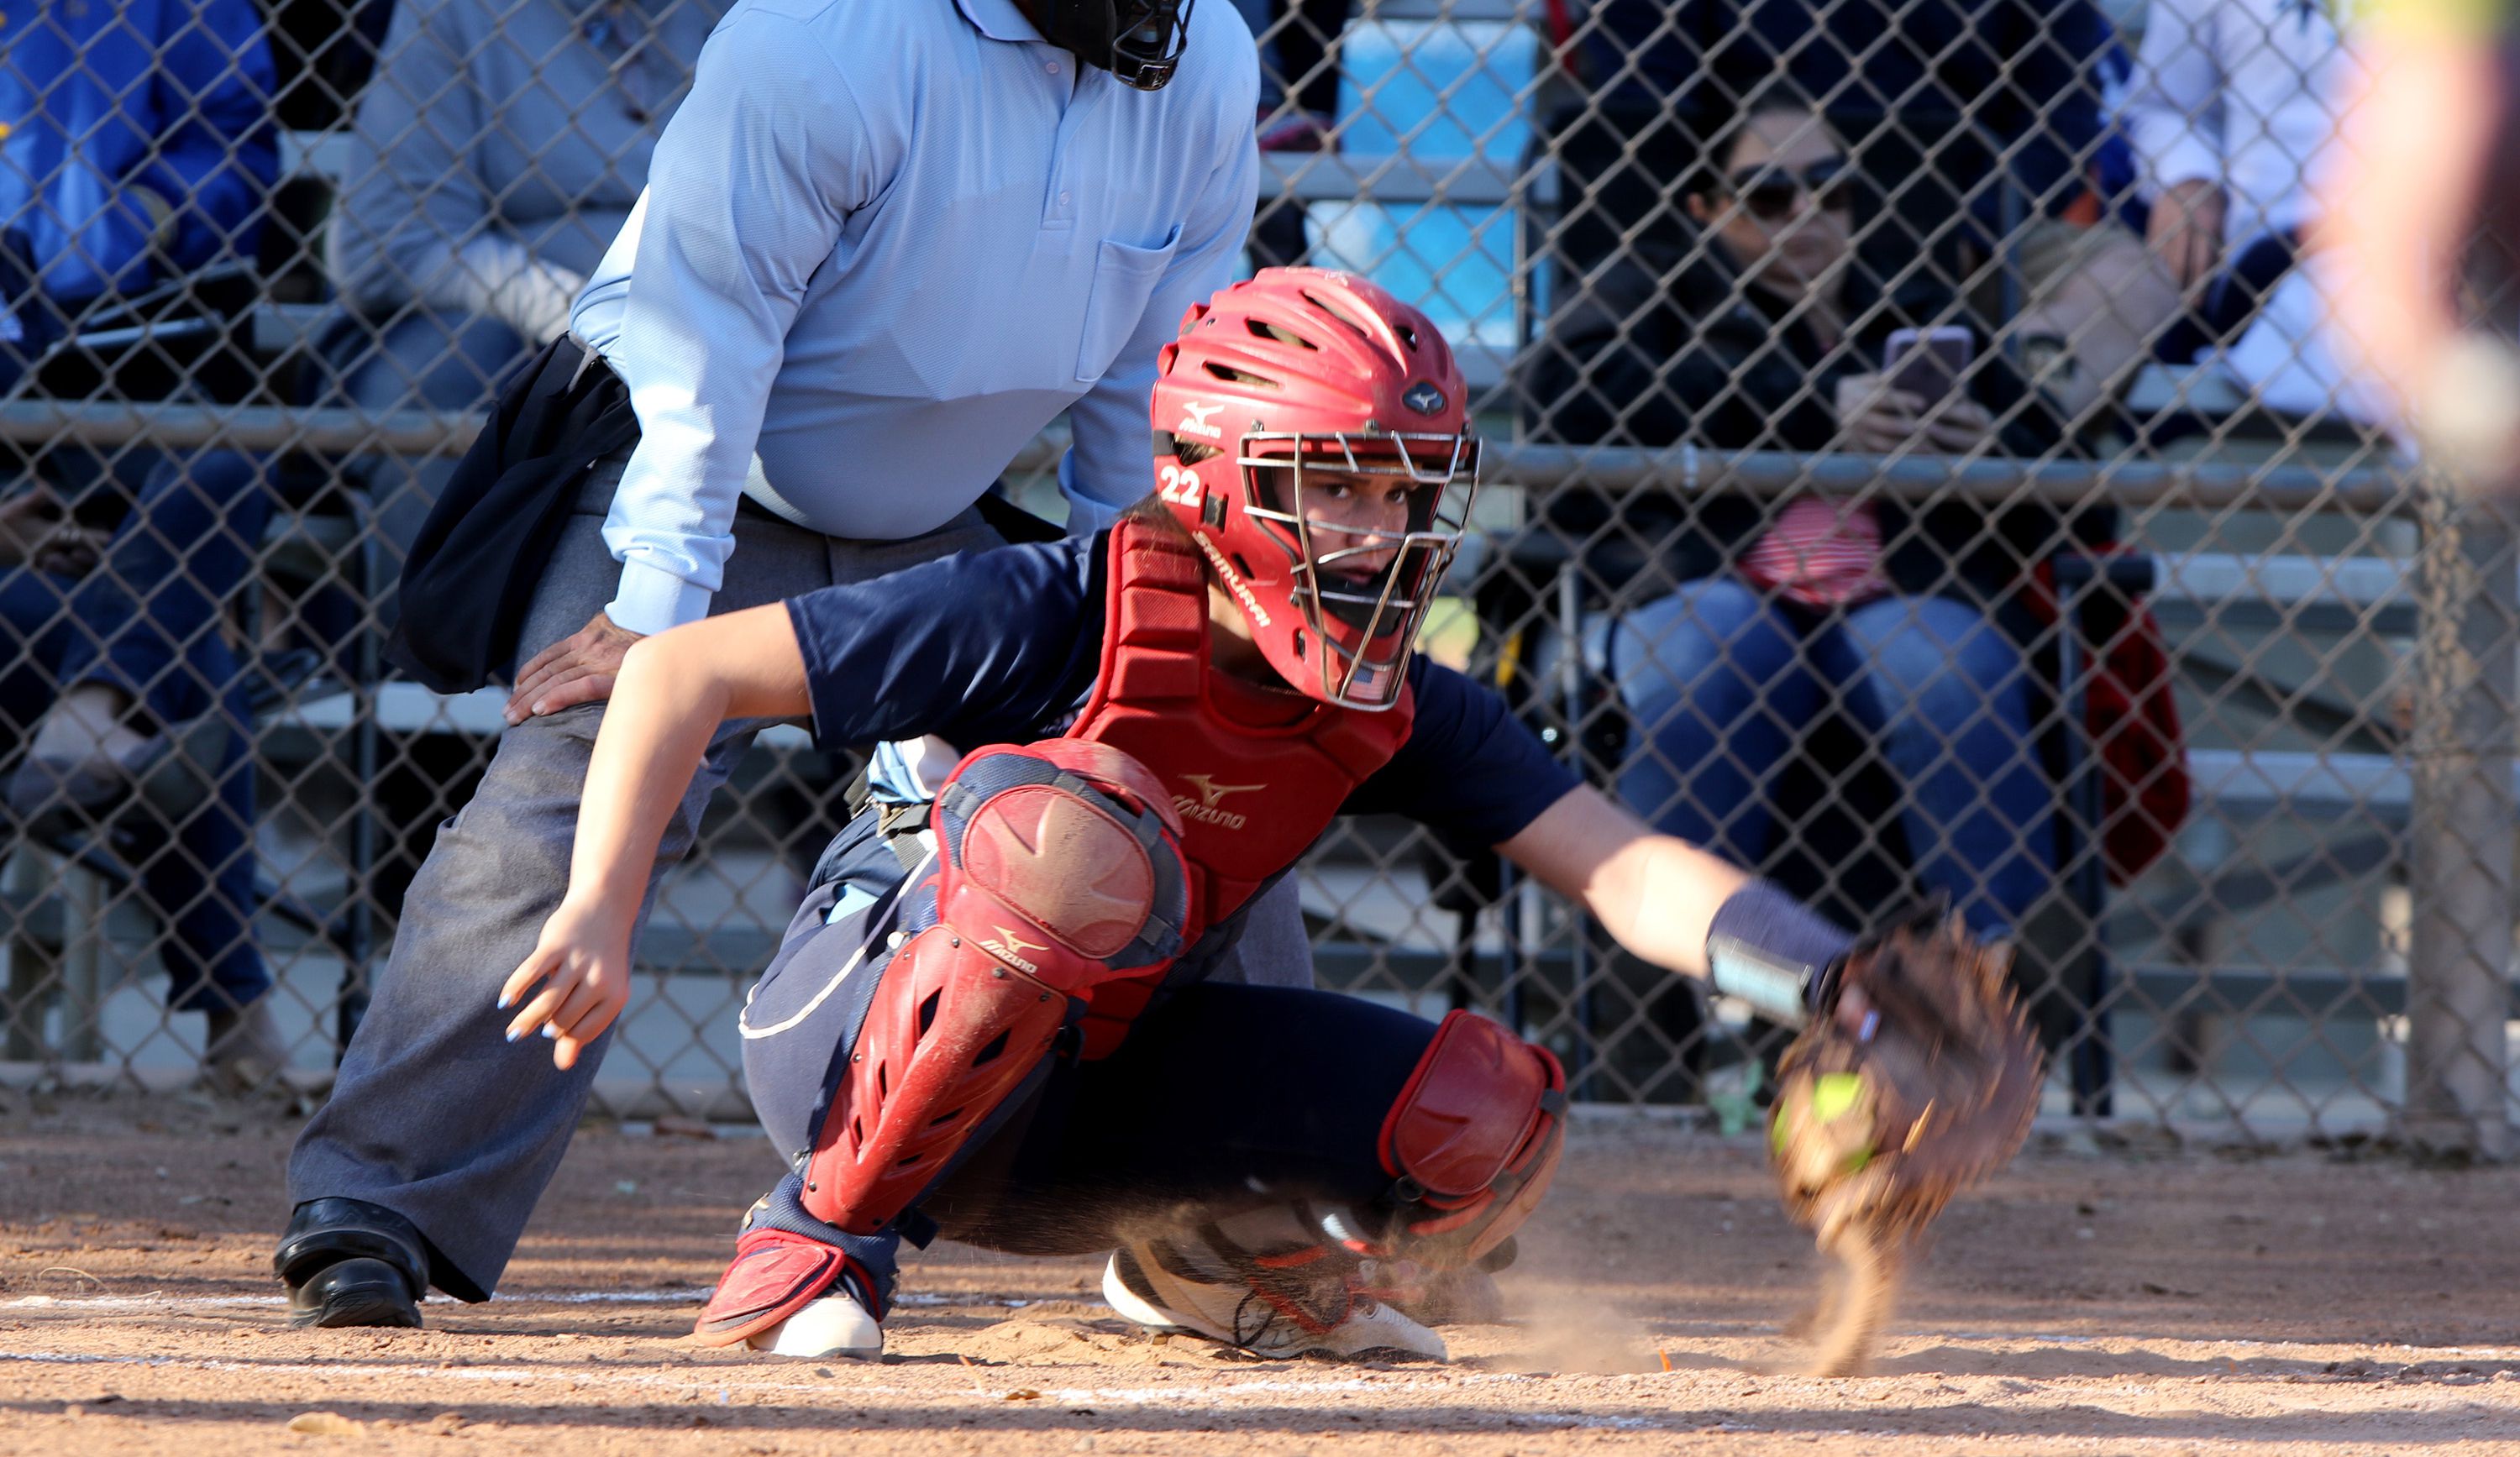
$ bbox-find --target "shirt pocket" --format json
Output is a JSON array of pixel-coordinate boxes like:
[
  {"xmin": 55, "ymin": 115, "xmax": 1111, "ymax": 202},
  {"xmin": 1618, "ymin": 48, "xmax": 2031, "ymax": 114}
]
[{"xmin": 1074, "ymin": 225, "xmax": 1183, "ymax": 383}]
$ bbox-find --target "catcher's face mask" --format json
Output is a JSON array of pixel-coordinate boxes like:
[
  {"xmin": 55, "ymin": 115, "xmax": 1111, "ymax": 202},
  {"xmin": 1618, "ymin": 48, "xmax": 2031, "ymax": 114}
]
[
  {"xmin": 1029, "ymin": 0, "xmax": 1194, "ymax": 90},
  {"xmin": 1241, "ymin": 432, "xmax": 1479, "ymax": 710}
]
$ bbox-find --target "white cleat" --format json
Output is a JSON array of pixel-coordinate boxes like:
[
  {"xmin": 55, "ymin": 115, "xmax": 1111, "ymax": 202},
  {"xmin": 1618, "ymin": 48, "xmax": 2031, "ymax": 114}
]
[
  {"xmin": 1103, "ymin": 1241, "xmax": 1448, "ymax": 1361},
  {"xmin": 744, "ymin": 1292, "xmax": 885, "ymax": 1359}
]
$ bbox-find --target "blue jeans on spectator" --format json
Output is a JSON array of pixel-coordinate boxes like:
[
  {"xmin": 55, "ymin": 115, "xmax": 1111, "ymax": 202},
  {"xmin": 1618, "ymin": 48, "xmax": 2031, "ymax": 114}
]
[
  {"xmin": 1603, "ymin": 576, "xmax": 2052, "ymax": 938},
  {"xmin": 0, "ymin": 452, "xmax": 270, "ymax": 1010}
]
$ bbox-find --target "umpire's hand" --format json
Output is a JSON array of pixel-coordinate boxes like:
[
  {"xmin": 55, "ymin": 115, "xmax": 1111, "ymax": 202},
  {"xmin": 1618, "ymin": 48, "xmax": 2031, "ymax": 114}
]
[{"xmin": 507, "ymin": 611, "xmax": 645, "ymax": 725}]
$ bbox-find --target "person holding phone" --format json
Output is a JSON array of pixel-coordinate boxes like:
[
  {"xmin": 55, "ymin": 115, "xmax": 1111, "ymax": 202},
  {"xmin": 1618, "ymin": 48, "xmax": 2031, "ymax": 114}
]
[{"xmin": 1528, "ymin": 85, "xmax": 2085, "ymax": 946}]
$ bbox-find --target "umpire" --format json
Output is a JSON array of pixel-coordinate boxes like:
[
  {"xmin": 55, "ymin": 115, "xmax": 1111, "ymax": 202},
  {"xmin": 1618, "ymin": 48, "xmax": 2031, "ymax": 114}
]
[{"xmin": 272, "ymin": 0, "xmax": 1263, "ymax": 1328}]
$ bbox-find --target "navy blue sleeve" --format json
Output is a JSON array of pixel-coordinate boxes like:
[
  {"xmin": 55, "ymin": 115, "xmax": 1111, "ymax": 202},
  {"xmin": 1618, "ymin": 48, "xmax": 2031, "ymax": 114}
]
[
  {"xmin": 1343, "ymin": 658, "xmax": 1582, "ymax": 852},
  {"xmin": 784, "ymin": 537, "xmax": 1105, "ymax": 748}
]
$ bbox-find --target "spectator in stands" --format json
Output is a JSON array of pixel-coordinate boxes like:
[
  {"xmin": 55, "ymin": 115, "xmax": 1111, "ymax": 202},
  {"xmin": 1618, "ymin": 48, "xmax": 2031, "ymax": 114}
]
[
  {"xmin": 323, "ymin": 0, "xmax": 723, "ymax": 563},
  {"xmin": 1529, "ymin": 95, "xmax": 2065, "ymax": 941},
  {"xmin": 0, "ymin": 468, "xmax": 278, "ymax": 1090},
  {"xmin": 0, "ymin": 1, "xmax": 280, "ymax": 1087},
  {"xmin": 1572, "ymin": 0, "xmax": 2179, "ymax": 426},
  {"xmin": 2122, "ymin": 0, "xmax": 2375, "ymax": 419},
  {"xmin": 0, "ymin": 0, "xmax": 277, "ymax": 381}
]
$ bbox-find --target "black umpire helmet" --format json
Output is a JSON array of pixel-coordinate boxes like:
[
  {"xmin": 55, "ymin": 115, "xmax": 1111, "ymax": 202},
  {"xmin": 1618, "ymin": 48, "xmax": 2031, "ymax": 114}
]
[{"xmin": 1028, "ymin": 0, "xmax": 1194, "ymax": 90}]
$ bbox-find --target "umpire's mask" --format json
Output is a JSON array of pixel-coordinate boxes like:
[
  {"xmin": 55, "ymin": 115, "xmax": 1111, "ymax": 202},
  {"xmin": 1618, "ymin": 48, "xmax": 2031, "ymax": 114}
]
[{"xmin": 1030, "ymin": 0, "xmax": 1194, "ymax": 90}]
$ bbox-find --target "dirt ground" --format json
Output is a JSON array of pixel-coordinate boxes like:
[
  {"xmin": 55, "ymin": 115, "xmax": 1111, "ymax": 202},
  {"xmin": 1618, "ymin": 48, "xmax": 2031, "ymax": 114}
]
[{"xmin": 0, "ymin": 1091, "xmax": 2514, "ymax": 1456}]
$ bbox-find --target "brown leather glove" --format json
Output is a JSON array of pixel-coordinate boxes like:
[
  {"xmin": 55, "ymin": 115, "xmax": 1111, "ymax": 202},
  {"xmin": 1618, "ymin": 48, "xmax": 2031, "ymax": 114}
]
[{"xmin": 1766, "ymin": 910, "xmax": 2043, "ymax": 1371}]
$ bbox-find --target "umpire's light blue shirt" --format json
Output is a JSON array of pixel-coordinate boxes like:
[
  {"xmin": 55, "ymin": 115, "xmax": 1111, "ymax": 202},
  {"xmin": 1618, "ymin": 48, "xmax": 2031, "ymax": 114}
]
[{"xmin": 570, "ymin": 0, "xmax": 1260, "ymax": 635}]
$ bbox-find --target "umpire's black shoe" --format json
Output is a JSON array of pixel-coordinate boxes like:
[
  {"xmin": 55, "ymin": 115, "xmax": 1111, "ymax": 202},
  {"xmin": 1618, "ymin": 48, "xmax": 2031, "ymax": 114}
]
[{"xmin": 274, "ymin": 1198, "xmax": 428, "ymax": 1329}]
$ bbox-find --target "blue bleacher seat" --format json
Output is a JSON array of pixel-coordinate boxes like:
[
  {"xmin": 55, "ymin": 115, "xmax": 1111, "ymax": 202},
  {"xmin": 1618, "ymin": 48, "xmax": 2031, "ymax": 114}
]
[{"xmin": 1306, "ymin": 18, "xmax": 1543, "ymax": 380}]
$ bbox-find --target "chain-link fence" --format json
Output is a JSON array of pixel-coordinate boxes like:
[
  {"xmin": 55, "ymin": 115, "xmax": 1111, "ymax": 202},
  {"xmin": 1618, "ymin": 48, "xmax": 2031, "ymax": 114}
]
[{"xmin": 0, "ymin": 0, "xmax": 2507, "ymax": 1155}]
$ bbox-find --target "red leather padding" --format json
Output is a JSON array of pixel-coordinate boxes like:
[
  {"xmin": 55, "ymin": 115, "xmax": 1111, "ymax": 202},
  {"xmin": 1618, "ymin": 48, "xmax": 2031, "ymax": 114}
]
[
  {"xmin": 953, "ymin": 784, "xmax": 1158, "ymax": 962},
  {"xmin": 1064, "ymin": 519, "xmax": 1416, "ymax": 1059},
  {"xmin": 692, "ymin": 1226, "xmax": 859, "ymax": 1346},
  {"xmin": 801, "ymin": 925, "xmax": 1069, "ymax": 1235},
  {"xmin": 1026, "ymin": 738, "xmax": 1185, "ymax": 837},
  {"xmin": 1378, "ymin": 1010, "xmax": 1567, "ymax": 1264}
]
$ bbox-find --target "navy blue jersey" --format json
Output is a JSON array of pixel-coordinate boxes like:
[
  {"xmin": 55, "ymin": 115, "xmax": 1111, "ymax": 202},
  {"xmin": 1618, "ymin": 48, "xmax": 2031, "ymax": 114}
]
[{"xmin": 784, "ymin": 533, "xmax": 1579, "ymax": 853}]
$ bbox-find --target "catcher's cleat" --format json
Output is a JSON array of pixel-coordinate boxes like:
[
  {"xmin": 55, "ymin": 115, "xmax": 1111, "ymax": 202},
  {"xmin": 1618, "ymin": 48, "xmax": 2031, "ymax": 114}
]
[
  {"xmin": 273, "ymin": 1198, "xmax": 427, "ymax": 1329},
  {"xmin": 743, "ymin": 1292, "xmax": 884, "ymax": 1359},
  {"xmin": 1101, "ymin": 1239, "xmax": 1449, "ymax": 1361},
  {"xmin": 694, "ymin": 1224, "xmax": 886, "ymax": 1358}
]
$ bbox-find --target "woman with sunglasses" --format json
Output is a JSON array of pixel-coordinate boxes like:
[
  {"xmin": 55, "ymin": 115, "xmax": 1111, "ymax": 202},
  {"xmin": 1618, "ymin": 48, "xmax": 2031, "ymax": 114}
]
[{"xmin": 1530, "ymin": 87, "xmax": 2089, "ymax": 968}]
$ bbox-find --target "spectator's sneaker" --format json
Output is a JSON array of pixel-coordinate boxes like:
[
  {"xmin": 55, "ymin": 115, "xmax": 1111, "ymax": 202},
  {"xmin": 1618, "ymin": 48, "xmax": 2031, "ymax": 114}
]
[
  {"xmin": 9, "ymin": 710, "xmax": 230, "ymax": 844},
  {"xmin": 1257, "ymin": 107, "xmax": 1337, "ymax": 153},
  {"xmin": 1102, "ymin": 1238, "xmax": 1449, "ymax": 1360},
  {"xmin": 204, "ymin": 996, "xmax": 287, "ymax": 1095}
]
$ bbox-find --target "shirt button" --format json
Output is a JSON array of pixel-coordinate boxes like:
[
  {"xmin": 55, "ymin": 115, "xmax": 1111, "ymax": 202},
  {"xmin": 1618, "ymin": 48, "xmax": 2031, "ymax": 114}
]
[
  {"xmin": 1058, "ymin": 191, "xmax": 1072, "ymax": 206},
  {"xmin": 1046, "ymin": 60, "xmax": 1060, "ymax": 73}
]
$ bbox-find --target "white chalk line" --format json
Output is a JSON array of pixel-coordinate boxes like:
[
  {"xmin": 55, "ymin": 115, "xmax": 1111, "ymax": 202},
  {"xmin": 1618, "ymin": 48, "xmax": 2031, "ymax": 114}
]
[
  {"xmin": 15, "ymin": 1292, "xmax": 2520, "ymax": 1368},
  {"xmin": 0, "ymin": 1347, "xmax": 1688, "ymax": 1430}
]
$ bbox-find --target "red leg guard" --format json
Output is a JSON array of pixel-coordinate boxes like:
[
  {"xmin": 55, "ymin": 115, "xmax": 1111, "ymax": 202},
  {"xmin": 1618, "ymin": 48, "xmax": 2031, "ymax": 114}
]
[
  {"xmin": 693, "ymin": 1226, "xmax": 877, "ymax": 1347},
  {"xmin": 801, "ymin": 741, "xmax": 1192, "ymax": 1235},
  {"xmin": 1377, "ymin": 1010, "xmax": 1568, "ymax": 1266}
]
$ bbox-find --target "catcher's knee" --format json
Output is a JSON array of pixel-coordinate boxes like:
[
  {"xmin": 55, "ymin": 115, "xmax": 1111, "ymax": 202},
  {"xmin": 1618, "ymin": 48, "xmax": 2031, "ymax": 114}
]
[
  {"xmin": 1374, "ymin": 1010, "xmax": 1568, "ymax": 1268},
  {"xmin": 801, "ymin": 740, "xmax": 1193, "ymax": 1236},
  {"xmin": 931, "ymin": 738, "xmax": 1192, "ymax": 986}
]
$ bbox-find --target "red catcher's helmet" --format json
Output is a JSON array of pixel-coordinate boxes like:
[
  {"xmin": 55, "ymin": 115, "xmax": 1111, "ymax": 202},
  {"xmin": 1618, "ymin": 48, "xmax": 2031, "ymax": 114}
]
[{"xmin": 1150, "ymin": 268, "xmax": 1480, "ymax": 710}]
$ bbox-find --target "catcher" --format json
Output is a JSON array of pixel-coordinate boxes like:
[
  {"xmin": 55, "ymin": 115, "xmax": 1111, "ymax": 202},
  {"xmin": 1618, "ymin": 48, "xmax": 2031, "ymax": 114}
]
[{"xmin": 490, "ymin": 268, "xmax": 2035, "ymax": 1363}]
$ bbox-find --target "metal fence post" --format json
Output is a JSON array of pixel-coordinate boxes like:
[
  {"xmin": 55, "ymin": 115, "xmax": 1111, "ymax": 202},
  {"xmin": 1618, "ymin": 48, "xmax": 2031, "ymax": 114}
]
[{"xmin": 2404, "ymin": 483, "xmax": 2517, "ymax": 1160}]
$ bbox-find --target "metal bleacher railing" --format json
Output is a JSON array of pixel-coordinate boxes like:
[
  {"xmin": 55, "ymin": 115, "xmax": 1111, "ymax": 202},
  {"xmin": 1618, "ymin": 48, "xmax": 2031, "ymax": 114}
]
[{"xmin": 0, "ymin": 0, "xmax": 2512, "ymax": 1160}]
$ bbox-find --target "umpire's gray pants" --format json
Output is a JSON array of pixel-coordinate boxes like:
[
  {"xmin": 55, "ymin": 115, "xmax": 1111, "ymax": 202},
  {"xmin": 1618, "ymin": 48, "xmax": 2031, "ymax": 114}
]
[{"xmin": 284, "ymin": 460, "xmax": 1312, "ymax": 1300}]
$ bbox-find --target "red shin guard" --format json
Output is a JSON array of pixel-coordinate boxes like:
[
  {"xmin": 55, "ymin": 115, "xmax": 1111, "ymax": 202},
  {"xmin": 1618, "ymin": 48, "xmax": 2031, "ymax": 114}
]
[
  {"xmin": 1377, "ymin": 1010, "xmax": 1569, "ymax": 1266},
  {"xmin": 800, "ymin": 740, "xmax": 1190, "ymax": 1236}
]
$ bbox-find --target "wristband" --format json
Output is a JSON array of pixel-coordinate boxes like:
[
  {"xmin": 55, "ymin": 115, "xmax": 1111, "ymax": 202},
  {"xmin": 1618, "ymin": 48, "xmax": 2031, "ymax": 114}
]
[{"xmin": 1704, "ymin": 878, "xmax": 1855, "ymax": 1027}]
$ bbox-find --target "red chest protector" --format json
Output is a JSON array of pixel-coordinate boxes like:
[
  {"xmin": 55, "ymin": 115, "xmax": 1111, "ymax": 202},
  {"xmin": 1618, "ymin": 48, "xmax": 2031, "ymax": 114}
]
[{"xmin": 1063, "ymin": 520, "xmax": 1414, "ymax": 1056}]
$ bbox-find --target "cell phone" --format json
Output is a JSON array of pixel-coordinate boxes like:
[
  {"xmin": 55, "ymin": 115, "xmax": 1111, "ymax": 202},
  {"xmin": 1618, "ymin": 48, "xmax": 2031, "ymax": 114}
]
[{"xmin": 1883, "ymin": 327, "xmax": 1974, "ymax": 402}]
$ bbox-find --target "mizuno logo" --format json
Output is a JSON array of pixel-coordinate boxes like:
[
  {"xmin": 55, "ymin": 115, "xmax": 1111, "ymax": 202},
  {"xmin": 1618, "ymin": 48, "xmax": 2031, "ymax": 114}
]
[
  {"xmin": 980, "ymin": 925, "xmax": 1049, "ymax": 974},
  {"xmin": 1179, "ymin": 774, "xmax": 1264, "ymax": 808},
  {"xmin": 1173, "ymin": 773, "xmax": 1262, "ymax": 831},
  {"xmin": 992, "ymin": 925, "xmax": 1049, "ymax": 954},
  {"xmin": 1176, "ymin": 401, "xmax": 1224, "ymax": 438}
]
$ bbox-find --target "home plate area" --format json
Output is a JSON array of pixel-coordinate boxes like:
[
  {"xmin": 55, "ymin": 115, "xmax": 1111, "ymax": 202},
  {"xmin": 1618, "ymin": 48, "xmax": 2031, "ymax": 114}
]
[{"xmin": 1, "ymin": 1093, "xmax": 2515, "ymax": 1455}]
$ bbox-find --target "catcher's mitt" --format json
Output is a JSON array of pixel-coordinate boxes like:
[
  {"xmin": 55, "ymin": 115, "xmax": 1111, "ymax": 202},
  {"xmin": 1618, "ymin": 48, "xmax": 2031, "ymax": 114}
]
[{"xmin": 1766, "ymin": 910, "xmax": 2042, "ymax": 1374}]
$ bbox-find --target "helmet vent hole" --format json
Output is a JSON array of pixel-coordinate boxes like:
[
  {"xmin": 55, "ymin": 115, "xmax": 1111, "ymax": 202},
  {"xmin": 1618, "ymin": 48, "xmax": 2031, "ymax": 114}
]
[
  {"xmin": 1202, "ymin": 361, "xmax": 1278, "ymax": 389},
  {"xmin": 1231, "ymin": 553, "xmax": 1256, "ymax": 579},
  {"xmin": 1302, "ymin": 290, "xmax": 1376, "ymax": 343},
  {"xmin": 972, "ymin": 1030, "xmax": 1012, "ymax": 1066},
  {"xmin": 1247, "ymin": 318, "xmax": 1316, "ymax": 349},
  {"xmin": 1292, "ymin": 628, "xmax": 1307, "ymax": 659},
  {"xmin": 1394, "ymin": 322, "xmax": 1420, "ymax": 351}
]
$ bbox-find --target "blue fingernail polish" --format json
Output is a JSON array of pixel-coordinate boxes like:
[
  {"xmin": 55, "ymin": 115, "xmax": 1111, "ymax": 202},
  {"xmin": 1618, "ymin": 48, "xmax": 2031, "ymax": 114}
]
[
  {"xmin": 496, "ymin": 993, "xmax": 512, "ymax": 1010},
  {"xmin": 506, "ymin": 1026, "xmax": 522, "ymax": 1043},
  {"xmin": 542, "ymin": 1024, "xmax": 558, "ymax": 1039}
]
